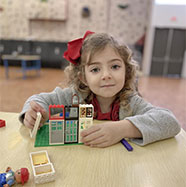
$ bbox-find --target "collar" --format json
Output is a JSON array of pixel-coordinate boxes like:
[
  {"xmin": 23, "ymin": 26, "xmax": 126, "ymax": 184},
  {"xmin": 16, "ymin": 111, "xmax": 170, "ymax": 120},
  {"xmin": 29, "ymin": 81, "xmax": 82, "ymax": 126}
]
[{"xmin": 90, "ymin": 96, "xmax": 120, "ymax": 121}]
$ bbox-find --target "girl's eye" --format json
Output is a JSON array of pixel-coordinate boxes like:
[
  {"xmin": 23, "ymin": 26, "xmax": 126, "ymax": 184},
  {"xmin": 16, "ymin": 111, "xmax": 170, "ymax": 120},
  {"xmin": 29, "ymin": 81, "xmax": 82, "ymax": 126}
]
[
  {"xmin": 112, "ymin": 65, "xmax": 120, "ymax": 70},
  {"xmin": 90, "ymin": 68, "xmax": 100, "ymax": 73}
]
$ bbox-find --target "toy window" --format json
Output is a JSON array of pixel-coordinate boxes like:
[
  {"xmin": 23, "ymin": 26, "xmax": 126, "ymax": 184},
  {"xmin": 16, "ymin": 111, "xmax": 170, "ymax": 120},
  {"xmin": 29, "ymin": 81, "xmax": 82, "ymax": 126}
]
[
  {"xmin": 65, "ymin": 107, "xmax": 78, "ymax": 119},
  {"xmin": 49, "ymin": 105, "xmax": 64, "ymax": 120},
  {"xmin": 80, "ymin": 107, "xmax": 86, "ymax": 118},
  {"xmin": 86, "ymin": 107, "xmax": 93, "ymax": 118}
]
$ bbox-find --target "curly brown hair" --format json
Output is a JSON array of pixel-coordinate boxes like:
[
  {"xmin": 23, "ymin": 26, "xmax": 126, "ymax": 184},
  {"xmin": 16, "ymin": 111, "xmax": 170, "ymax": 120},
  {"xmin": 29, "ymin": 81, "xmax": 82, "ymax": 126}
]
[{"xmin": 65, "ymin": 33, "xmax": 138, "ymax": 109}]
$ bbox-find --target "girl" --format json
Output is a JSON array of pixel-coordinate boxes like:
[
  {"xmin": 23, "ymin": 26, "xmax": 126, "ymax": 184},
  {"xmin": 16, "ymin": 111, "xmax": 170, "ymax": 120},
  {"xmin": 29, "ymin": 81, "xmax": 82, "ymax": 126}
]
[{"xmin": 19, "ymin": 31, "xmax": 181, "ymax": 148}]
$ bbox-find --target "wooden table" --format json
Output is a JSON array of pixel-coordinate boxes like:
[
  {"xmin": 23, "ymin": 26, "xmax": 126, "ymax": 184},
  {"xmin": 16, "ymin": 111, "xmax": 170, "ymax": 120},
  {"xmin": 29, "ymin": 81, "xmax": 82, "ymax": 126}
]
[
  {"xmin": 0, "ymin": 112, "xmax": 186, "ymax": 187},
  {"xmin": 1, "ymin": 54, "xmax": 41, "ymax": 79}
]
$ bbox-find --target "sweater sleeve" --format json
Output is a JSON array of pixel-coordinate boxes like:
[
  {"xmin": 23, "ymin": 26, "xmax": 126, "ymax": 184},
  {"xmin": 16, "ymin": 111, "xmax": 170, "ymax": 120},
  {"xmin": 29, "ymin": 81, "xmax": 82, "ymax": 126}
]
[
  {"xmin": 124, "ymin": 95, "xmax": 181, "ymax": 146},
  {"xmin": 18, "ymin": 87, "xmax": 76, "ymax": 123}
]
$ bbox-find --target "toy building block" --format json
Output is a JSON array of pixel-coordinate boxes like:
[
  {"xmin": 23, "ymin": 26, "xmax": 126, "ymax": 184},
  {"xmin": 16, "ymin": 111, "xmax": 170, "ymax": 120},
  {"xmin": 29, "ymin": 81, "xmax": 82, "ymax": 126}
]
[
  {"xmin": 30, "ymin": 150, "xmax": 55, "ymax": 184},
  {"xmin": 0, "ymin": 119, "xmax": 6, "ymax": 128},
  {"xmin": 34, "ymin": 99, "xmax": 94, "ymax": 146},
  {"xmin": 64, "ymin": 106, "xmax": 79, "ymax": 143},
  {"xmin": 49, "ymin": 105, "xmax": 65, "ymax": 145},
  {"xmin": 71, "ymin": 94, "xmax": 79, "ymax": 106},
  {"xmin": 78, "ymin": 104, "xmax": 94, "ymax": 143},
  {"xmin": 30, "ymin": 112, "xmax": 41, "ymax": 138}
]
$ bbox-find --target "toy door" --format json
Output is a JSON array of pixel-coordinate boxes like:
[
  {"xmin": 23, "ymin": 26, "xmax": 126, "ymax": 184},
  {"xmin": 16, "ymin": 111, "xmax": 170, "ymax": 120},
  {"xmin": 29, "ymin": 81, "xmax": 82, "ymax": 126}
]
[
  {"xmin": 64, "ymin": 120, "xmax": 78, "ymax": 143},
  {"xmin": 49, "ymin": 120, "xmax": 64, "ymax": 145}
]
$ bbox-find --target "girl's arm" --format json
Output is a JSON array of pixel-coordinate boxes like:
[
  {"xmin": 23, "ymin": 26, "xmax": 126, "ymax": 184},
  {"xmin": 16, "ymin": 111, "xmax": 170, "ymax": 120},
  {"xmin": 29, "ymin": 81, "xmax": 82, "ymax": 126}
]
[
  {"xmin": 123, "ymin": 95, "xmax": 181, "ymax": 146},
  {"xmin": 81, "ymin": 95, "xmax": 181, "ymax": 147},
  {"xmin": 19, "ymin": 87, "xmax": 80, "ymax": 129},
  {"xmin": 19, "ymin": 87, "xmax": 75, "ymax": 124}
]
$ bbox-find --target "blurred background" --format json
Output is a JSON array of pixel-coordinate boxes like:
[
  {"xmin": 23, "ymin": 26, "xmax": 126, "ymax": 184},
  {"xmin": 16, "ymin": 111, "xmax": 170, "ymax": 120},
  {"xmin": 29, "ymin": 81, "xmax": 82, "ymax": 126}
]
[{"xmin": 0, "ymin": 0, "xmax": 185, "ymax": 129}]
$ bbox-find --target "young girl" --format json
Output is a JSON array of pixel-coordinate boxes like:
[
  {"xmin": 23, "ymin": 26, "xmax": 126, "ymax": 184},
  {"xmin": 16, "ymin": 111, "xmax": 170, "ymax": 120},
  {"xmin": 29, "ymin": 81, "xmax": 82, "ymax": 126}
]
[{"xmin": 19, "ymin": 31, "xmax": 181, "ymax": 148}]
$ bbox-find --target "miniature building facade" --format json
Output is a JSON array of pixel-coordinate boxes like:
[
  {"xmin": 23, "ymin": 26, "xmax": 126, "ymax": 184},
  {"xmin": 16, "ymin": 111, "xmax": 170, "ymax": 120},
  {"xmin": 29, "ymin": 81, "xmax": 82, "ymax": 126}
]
[
  {"xmin": 49, "ymin": 105, "xmax": 65, "ymax": 145},
  {"xmin": 78, "ymin": 104, "xmax": 94, "ymax": 143},
  {"xmin": 49, "ymin": 104, "xmax": 94, "ymax": 145},
  {"xmin": 64, "ymin": 106, "xmax": 79, "ymax": 143}
]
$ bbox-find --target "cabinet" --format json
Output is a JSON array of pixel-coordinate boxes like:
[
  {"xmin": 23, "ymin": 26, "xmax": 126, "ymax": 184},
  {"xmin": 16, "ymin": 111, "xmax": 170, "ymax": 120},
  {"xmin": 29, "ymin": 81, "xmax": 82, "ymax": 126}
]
[
  {"xmin": 142, "ymin": 0, "xmax": 186, "ymax": 77},
  {"xmin": 151, "ymin": 28, "xmax": 186, "ymax": 76}
]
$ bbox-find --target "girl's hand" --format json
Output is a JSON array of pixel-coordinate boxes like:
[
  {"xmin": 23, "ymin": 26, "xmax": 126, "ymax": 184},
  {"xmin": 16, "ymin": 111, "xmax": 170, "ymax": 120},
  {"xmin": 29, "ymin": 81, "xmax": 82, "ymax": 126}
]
[
  {"xmin": 80, "ymin": 122, "xmax": 124, "ymax": 148},
  {"xmin": 23, "ymin": 101, "xmax": 48, "ymax": 129}
]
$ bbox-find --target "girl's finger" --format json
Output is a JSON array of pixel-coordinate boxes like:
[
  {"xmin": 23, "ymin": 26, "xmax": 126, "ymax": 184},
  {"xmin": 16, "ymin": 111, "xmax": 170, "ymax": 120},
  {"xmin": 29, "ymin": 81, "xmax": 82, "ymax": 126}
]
[
  {"xmin": 81, "ymin": 125, "xmax": 101, "ymax": 137},
  {"xmin": 27, "ymin": 110, "xmax": 38, "ymax": 121},
  {"xmin": 23, "ymin": 117, "xmax": 35, "ymax": 129},
  {"xmin": 40, "ymin": 110, "xmax": 48, "ymax": 121},
  {"xmin": 86, "ymin": 135, "xmax": 106, "ymax": 145},
  {"xmin": 30, "ymin": 101, "xmax": 44, "ymax": 112},
  {"xmin": 81, "ymin": 130, "xmax": 103, "ymax": 143}
]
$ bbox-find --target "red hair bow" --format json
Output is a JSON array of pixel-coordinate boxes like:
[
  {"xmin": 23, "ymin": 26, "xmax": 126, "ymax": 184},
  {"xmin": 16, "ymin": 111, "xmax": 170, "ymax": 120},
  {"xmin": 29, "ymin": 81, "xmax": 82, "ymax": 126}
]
[{"xmin": 63, "ymin": 30, "xmax": 94, "ymax": 65}]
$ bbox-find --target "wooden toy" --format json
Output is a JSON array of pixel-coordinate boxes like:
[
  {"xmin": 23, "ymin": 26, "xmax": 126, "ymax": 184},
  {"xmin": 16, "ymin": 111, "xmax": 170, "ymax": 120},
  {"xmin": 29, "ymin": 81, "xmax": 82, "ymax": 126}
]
[{"xmin": 29, "ymin": 150, "xmax": 55, "ymax": 184}]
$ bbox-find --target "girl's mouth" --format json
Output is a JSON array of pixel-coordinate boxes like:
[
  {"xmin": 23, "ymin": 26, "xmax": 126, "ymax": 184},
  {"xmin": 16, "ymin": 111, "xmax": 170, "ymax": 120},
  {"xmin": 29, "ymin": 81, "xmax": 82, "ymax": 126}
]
[{"xmin": 101, "ymin": 84, "xmax": 115, "ymax": 88}]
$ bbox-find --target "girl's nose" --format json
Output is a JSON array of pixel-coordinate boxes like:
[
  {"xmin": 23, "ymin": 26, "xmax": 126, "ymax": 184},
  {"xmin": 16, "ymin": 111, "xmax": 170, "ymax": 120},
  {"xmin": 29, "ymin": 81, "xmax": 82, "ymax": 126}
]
[{"xmin": 101, "ymin": 70, "xmax": 111, "ymax": 80}]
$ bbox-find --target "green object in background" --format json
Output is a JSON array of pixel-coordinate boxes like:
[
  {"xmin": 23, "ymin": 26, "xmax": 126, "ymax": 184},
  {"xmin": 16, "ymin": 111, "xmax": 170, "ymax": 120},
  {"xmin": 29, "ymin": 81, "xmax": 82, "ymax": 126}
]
[{"xmin": 40, "ymin": 0, "xmax": 48, "ymax": 2}]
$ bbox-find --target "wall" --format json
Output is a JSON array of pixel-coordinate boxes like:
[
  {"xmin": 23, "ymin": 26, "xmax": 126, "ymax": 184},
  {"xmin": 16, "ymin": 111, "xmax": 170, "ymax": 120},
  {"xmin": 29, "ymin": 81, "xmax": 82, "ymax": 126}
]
[{"xmin": 0, "ymin": 0, "xmax": 152, "ymax": 44}]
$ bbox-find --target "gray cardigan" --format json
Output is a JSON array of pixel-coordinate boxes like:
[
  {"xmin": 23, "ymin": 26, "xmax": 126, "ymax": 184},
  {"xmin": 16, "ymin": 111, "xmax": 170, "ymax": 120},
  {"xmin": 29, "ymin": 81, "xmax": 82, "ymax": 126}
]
[{"xmin": 19, "ymin": 87, "xmax": 181, "ymax": 146}]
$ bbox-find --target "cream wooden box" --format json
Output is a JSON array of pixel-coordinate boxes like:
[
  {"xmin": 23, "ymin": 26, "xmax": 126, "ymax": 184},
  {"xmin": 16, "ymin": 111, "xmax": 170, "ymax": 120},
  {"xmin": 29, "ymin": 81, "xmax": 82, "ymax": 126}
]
[{"xmin": 29, "ymin": 150, "xmax": 55, "ymax": 184}]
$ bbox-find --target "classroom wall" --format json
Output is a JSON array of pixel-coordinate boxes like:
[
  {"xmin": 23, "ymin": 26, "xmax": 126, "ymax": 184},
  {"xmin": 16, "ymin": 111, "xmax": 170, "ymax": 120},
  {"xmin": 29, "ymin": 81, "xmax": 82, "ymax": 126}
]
[{"xmin": 0, "ymin": 0, "xmax": 151, "ymax": 44}]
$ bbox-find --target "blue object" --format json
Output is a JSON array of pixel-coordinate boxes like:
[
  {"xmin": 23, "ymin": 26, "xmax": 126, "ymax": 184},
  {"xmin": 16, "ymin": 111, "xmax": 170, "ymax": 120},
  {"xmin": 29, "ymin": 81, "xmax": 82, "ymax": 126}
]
[
  {"xmin": 2, "ymin": 55, "xmax": 41, "ymax": 79},
  {"xmin": 65, "ymin": 112, "xmax": 69, "ymax": 118},
  {"xmin": 0, "ymin": 173, "xmax": 6, "ymax": 187},
  {"xmin": 0, "ymin": 170, "xmax": 15, "ymax": 187},
  {"xmin": 120, "ymin": 138, "xmax": 133, "ymax": 151}
]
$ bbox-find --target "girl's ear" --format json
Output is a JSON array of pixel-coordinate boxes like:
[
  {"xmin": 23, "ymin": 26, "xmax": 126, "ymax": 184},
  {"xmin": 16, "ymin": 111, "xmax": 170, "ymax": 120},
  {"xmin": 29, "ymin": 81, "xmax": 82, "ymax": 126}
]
[{"xmin": 78, "ymin": 72, "xmax": 87, "ymax": 86}]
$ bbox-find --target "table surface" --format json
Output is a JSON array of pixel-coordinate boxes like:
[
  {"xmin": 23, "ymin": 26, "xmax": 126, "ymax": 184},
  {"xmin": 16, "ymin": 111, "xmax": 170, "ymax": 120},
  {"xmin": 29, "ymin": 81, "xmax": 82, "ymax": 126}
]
[
  {"xmin": 2, "ymin": 54, "xmax": 41, "ymax": 61},
  {"xmin": 1, "ymin": 112, "xmax": 186, "ymax": 187}
]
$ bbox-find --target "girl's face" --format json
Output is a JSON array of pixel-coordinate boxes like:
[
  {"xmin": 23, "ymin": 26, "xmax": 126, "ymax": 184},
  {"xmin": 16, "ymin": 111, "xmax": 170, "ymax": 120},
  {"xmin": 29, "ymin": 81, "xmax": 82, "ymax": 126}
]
[{"xmin": 84, "ymin": 45, "xmax": 125, "ymax": 101}]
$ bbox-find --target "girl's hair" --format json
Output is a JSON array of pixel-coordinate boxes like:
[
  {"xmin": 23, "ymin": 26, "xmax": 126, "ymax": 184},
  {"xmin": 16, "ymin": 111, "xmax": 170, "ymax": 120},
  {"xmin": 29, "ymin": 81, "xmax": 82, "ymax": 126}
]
[{"xmin": 65, "ymin": 33, "xmax": 138, "ymax": 109}]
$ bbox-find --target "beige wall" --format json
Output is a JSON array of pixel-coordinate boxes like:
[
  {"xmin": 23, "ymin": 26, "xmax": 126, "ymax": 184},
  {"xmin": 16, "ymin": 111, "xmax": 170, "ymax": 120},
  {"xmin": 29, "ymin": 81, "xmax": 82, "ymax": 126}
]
[{"xmin": 0, "ymin": 0, "xmax": 151, "ymax": 44}]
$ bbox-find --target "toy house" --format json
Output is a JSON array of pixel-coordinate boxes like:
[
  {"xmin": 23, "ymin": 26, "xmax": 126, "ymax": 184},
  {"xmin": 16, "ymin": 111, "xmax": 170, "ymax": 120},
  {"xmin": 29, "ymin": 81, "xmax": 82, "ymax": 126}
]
[
  {"xmin": 49, "ymin": 105, "xmax": 65, "ymax": 145},
  {"xmin": 29, "ymin": 150, "xmax": 55, "ymax": 184},
  {"xmin": 48, "ymin": 103, "xmax": 94, "ymax": 145},
  {"xmin": 64, "ymin": 106, "xmax": 79, "ymax": 143},
  {"xmin": 78, "ymin": 104, "xmax": 94, "ymax": 143}
]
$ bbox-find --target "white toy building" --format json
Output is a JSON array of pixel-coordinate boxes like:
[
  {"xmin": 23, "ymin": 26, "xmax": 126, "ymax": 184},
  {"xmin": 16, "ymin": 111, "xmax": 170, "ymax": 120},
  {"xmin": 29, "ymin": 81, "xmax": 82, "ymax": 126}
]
[{"xmin": 78, "ymin": 104, "xmax": 94, "ymax": 143}]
